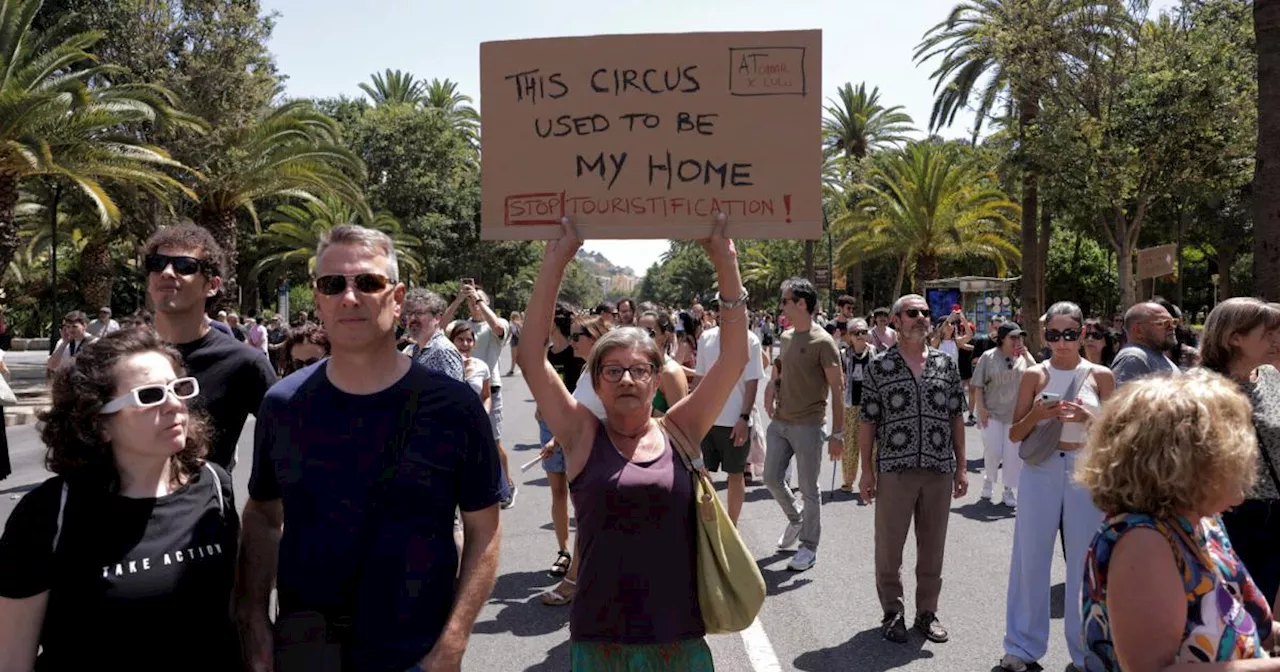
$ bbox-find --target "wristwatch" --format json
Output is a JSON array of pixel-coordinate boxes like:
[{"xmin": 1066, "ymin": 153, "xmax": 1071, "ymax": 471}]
[
  {"xmin": 739, "ymin": 413, "xmax": 750, "ymax": 421},
  {"xmin": 830, "ymin": 431, "xmax": 844, "ymax": 441}
]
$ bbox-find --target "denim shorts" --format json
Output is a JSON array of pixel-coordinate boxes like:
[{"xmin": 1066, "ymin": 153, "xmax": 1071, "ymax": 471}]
[{"xmin": 539, "ymin": 417, "xmax": 566, "ymax": 474}]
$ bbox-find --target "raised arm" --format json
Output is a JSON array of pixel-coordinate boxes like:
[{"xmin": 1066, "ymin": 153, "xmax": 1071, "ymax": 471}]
[
  {"xmin": 666, "ymin": 214, "xmax": 748, "ymax": 443},
  {"xmin": 516, "ymin": 219, "xmax": 596, "ymax": 451}
]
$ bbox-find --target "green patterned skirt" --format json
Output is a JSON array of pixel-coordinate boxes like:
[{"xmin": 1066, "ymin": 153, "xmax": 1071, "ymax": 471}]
[{"xmin": 570, "ymin": 638, "xmax": 715, "ymax": 671}]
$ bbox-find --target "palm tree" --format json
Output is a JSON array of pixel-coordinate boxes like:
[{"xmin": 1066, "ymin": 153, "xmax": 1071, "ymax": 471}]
[
  {"xmin": 196, "ymin": 101, "xmax": 369, "ymax": 304},
  {"xmin": 833, "ymin": 142, "xmax": 1021, "ymax": 294},
  {"xmin": 422, "ymin": 78, "xmax": 480, "ymax": 145},
  {"xmin": 359, "ymin": 69, "xmax": 426, "ymax": 107},
  {"xmin": 253, "ymin": 196, "xmax": 423, "ymax": 286},
  {"xmin": 916, "ymin": 0, "xmax": 1121, "ymax": 342},
  {"xmin": 0, "ymin": 0, "xmax": 204, "ymax": 275},
  {"xmin": 822, "ymin": 82, "xmax": 915, "ymax": 299}
]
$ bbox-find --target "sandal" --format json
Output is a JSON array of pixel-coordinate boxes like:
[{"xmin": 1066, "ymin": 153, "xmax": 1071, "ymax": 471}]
[
  {"xmin": 540, "ymin": 578, "xmax": 576, "ymax": 606},
  {"xmin": 549, "ymin": 550, "xmax": 572, "ymax": 577}
]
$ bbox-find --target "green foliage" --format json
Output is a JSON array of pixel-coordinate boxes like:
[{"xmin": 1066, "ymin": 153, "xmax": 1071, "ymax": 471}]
[
  {"xmin": 833, "ymin": 141, "xmax": 1021, "ymax": 292},
  {"xmin": 823, "ymin": 83, "xmax": 915, "ymax": 160},
  {"xmin": 360, "ymin": 69, "xmax": 426, "ymax": 107},
  {"xmin": 1044, "ymin": 227, "xmax": 1118, "ymax": 317},
  {"xmin": 287, "ymin": 282, "xmax": 315, "ymax": 317},
  {"xmin": 253, "ymin": 196, "xmax": 421, "ymax": 284},
  {"xmin": 560, "ymin": 259, "xmax": 605, "ymax": 309}
]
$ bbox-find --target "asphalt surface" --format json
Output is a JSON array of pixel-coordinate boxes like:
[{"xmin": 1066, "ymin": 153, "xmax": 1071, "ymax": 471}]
[{"xmin": 0, "ymin": 347, "xmax": 1074, "ymax": 672}]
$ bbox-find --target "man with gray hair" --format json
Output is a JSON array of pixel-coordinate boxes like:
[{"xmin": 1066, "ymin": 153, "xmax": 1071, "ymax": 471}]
[
  {"xmin": 402, "ymin": 288, "xmax": 464, "ymax": 382},
  {"xmin": 1111, "ymin": 302, "xmax": 1179, "ymax": 385},
  {"xmin": 860, "ymin": 293, "xmax": 967, "ymax": 645},
  {"xmin": 239, "ymin": 224, "xmax": 502, "ymax": 672}
]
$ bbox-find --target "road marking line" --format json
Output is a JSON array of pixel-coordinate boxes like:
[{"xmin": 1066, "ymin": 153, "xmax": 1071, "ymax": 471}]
[{"xmin": 741, "ymin": 616, "xmax": 782, "ymax": 672}]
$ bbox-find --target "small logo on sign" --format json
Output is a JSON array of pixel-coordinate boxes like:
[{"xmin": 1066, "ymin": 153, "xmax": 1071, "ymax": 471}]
[{"xmin": 729, "ymin": 47, "xmax": 807, "ymax": 97}]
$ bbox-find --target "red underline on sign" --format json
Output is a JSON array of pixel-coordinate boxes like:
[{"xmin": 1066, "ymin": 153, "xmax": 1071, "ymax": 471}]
[{"xmin": 504, "ymin": 192, "xmax": 778, "ymax": 226}]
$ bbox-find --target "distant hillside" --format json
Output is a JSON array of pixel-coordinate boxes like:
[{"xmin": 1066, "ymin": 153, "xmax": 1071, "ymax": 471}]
[{"xmin": 575, "ymin": 249, "xmax": 634, "ymax": 278}]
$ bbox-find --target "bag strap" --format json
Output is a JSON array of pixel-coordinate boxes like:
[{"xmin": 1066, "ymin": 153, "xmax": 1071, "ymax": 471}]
[
  {"xmin": 657, "ymin": 418, "xmax": 715, "ymax": 523},
  {"xmin": 52, "ymin": 481, "xmax": 67, "ymax": 554},
  {"xmin": 203, "ymin": 462, "xmax": 225, "ymax": 520}
]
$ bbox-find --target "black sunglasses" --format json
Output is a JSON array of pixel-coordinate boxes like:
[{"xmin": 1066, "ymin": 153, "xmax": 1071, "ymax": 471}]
[
  {"xmin": 900, "ymin": 308, "xmax": 929, "ymax": 319},
  {"xmin": 645, "ymin": 327, "xmax": 657, "ymax": 338},
  {"xmin": 1085, "ymin": 331, "xmax": 1107, "ymax": 340},
  {"xmin": 292, "ymin": 357, "xmax": 320, "ymax": 369},
  {"xmin": 314, "ymin": 273, "xmax": 391, "ymax": 296},
  {"xmin": 570, "ymin": 331, "xmax": 590, "ymax": 342},
  {"xmin": 1045, "ymin": 329, "xmax": 1081, "ymax": 343},
  {"xmin": 851, "ymin": 329, "xmax": 869, "ymax": 336},
  {"xmin": 144, "ymin": 253, "xmax": 209, "ymax": 276}
]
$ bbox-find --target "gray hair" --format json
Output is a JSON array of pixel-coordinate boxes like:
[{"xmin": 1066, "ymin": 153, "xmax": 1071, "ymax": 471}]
[
  {"xmin": 588, "ymin": 326, "xmax": 664, "ymax": 389},
  {"xmin": 403, "ymin": 288, "xmax": 446, "ymax": 315},
  {"xmin": 316, "ymin": 224, "xmax": 399, "ymax": 283},
  {"xmin": 1042, "ymin": 301, "xmax": 1084, "ymax": 328},
  {"xmin": 891, "ymin": 294, "xmax": 927, "ymax": 315}
]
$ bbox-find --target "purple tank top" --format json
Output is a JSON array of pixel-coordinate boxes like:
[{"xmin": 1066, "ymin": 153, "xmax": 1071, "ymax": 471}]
[{"xmin": 569, "ymin": 423, "xmax": 704, "ymax": 644}]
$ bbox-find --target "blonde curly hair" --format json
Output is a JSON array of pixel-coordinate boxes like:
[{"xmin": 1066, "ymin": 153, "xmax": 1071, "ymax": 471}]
[{"xmin": 1076, "ymin": 369, "xmax": 1258, "ymax": 518}]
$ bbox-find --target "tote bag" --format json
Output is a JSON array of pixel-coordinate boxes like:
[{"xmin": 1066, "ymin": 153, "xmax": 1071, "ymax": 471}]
[{"xmin": 659, "ymin": 418, "xmax": 766, "ymax": 634}]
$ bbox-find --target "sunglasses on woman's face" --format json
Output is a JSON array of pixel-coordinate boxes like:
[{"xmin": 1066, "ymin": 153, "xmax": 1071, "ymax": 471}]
[
  {"xmin": 645, "ymin": 327, "xmax": 657, "ymax": 338},
  {"xmin": 144, "ymin": 253, "xmax": 207, "ymax": 276},
  {"xmin": 851, "ymin": 329, "xmax": 869, "ymax": 336},
  {"xmin": 99, "ymin": 377, "xmax": 199, "ymax": 415},
  {"xmin": 292, "ymin": 357, "xmax": 320, "ymax": 369},
  {"xmin": 313, "ymin": 273, "xmax": 391, "ymax": 296},
  {"xmin": 1085, "ymin": 331, "xmax": 1106, "ymax": 341},
  {"xmin": 1045, "ymin": 329, "xmax": 1081, "ymax": 343},
  {"xmin": 570, "ymin": 331, "xmax": 591, "ymax": 342}
]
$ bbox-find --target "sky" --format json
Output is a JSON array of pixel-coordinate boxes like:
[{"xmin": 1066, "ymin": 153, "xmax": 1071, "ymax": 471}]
[{"xmin": 260, "ymin": 0, "xmax": 1176, "ymax": 277}]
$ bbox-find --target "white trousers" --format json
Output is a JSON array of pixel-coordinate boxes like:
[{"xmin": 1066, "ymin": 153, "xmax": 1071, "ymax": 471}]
[
  {"xmin": 1002, "ymin": 449, "xmax": 1103, "ymax": 667},
  {"xmin": 980, "ymin": 418, "xmax": 1021, "ymax": 492}
]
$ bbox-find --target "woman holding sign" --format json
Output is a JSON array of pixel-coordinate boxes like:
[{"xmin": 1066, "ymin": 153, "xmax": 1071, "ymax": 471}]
[{"xmin": 518, "ymin": 214, "xmax": 747, "ymax": 671}]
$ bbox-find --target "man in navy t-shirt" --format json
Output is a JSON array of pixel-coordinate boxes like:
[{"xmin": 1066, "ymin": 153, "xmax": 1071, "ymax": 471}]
[{"xmin": 236, "ymin": 225, "xmax": 503, "ymax": 672}]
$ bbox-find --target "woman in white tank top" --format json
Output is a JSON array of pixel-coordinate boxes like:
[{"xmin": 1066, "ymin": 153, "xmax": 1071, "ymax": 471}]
[{"xmin": 999, "ymin": 302, "xmax": 1116, "ymax": 672}]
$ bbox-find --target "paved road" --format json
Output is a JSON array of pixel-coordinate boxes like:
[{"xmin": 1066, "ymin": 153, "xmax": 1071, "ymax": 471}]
[{"xmin": 0, "ymin": 347, "xmax": 1075, "ymax": 672}]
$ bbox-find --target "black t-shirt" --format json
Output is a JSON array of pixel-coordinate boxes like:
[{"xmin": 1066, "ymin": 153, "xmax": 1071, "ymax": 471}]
[
  {"xmin": 0, "ymin": 464, "xmax": 239, "ymax": 671},
  {"xmin": 547, "ymin": 343, "xmax": 584, "ymax": 393},
  {"xmin": 249, "ymin": 361, "xmax": 502, "ymax": 672},
  {"xmin": 175, "ymin": 328, "xmax": 277, "ymax": 468},
  {"xmin": 267, "ymin": 327, "xmax": 288, "ymax": 345},
  {"xmin": 230, "ymin": 325, "xmax": 246, "ymax": 342}
]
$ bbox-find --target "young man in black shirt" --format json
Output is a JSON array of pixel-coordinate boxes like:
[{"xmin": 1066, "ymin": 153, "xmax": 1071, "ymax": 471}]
[{"xmin": 144, "ymin": 224, "xmax": 277, "ymax": 470}]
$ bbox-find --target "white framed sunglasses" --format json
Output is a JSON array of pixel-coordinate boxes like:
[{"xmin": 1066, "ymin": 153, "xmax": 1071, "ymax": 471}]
[{"xmin": 99, "ymin": 377, "xmax": 200, "ymax": 415}]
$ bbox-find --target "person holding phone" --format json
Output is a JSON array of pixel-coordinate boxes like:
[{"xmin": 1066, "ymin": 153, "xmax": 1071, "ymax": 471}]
[{"xmin": 999, "ymin": 302, "xmax": 1116, "ymax": 672}]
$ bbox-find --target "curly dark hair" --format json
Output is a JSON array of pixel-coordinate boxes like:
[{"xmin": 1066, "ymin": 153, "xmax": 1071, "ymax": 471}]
[
  {"xmin": 38, "ymin": 329, "xmax": 210, "ymax": 491},
  {"xmin": 282, "ymin": 323, "xmax": 330, "ymax": 375},
  {"xmin": 143, "ymin": 222, "xmax": 227, "ymax": 279}
]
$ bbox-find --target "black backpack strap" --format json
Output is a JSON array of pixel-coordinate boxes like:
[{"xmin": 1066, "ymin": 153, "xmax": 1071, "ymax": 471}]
[{"xmin": 52, "ymin": 480, "xmax": 68, "ymax": 554}]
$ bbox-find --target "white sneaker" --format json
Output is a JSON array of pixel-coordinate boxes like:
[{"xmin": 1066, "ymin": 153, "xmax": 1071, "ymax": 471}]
[
  {"xmin": 787, "ymin": 547, "xmax": 817, "ymax": 571},
  {"xmin": 981, "ymin": 481, "xmax": 994, "ymax": 500},
  {"xmin": 1002, "ymin": 489, "xmax": 1017, "ymax": 508},
  {"xmin": 999, "ymin": 654, "xmax": 1029, "ymax": 672},
  {"xmin": 777, "ymin": 520, "xmax": 803, "ymax": 550}
]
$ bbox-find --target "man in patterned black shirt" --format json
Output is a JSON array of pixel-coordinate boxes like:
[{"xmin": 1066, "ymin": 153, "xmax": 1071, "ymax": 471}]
[{"xmin": 859, "ymin": 293, "xmax": 968, "ymax": 646}]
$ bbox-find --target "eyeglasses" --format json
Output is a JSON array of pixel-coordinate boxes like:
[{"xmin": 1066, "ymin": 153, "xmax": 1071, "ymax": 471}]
[
  {"xmin": 1145, "ymin": 318, "xmax": 1174, "ymax": 328},
  {"xmin": 292, "ymin": 357, "xmax": 320, "ymax": 369},
  {"xmin": 851, "ymin": 329, "xmax": 869, "ymax": 336},
  {"xmin": 570, "ymin": 331, "xmax": 592, "ymax": 342},
  {"xmin": 99, "ymin": 377, "xmax": 199, "ymax": 415},
  {"xmin": 1085, "ymin": 331, "xmax": 1107, "ymax": 341},
  {"xmin": 314, "ymin": 273, "xmax": 391, "ymax": 296},
  {"xmin": 1045, "ymin": 329, "xmax": 1081, "ymax": 343},
  {"xmin": 900, "ymin": 308, "xmax": 929, "ymax": 319},
  {"xmin": 403, "ymin": 309, "xmax": 430, "ymax": 319},
  {"xmin": 144, "ymin": 253, "xmax": 208, "ymax": 276},
  {"xmin": 600, "ymin": 364, "xmax": 655, "ymax": 383}
]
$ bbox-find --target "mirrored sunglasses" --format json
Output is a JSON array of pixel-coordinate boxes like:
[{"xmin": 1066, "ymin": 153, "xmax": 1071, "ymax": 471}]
[{"xmin": 314, "ymin": 273, "xmax": 391, "ymax": 296}]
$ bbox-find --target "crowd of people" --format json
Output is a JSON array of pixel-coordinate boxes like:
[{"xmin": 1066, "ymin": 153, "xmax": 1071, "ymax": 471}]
[{"xmin": 0, "ymin": 214, "xmax": 1279, "ymax": 671}]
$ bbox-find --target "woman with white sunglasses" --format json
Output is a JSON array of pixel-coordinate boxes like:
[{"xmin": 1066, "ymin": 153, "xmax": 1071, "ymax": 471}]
[{"xmin": 0, "ymin": 329, "xmax": 239, "ymax": 672}]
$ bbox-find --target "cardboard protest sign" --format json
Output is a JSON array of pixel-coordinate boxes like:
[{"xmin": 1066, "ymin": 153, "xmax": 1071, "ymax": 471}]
[{"xmin": 480, "ymin": 30, "xmax": 822, "ymax": 240}]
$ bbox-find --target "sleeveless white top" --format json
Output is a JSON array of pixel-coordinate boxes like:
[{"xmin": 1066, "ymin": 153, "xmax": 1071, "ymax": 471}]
[{"xmin": 1040, "ymin": 361, "xmax": 1099, "ymax": 444}]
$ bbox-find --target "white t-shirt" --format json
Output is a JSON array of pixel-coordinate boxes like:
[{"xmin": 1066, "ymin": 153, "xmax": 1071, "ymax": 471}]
[
  {"xmin": 695, "ymin": 326, "xmax": 765, "ymax": 427},
  {"xmin": 572, "ymin": 370, "xmax": 607, "ymax": 420},
  {"xmin": 463, "ymin": 357, "xmax": 491, "ymax": 398}
]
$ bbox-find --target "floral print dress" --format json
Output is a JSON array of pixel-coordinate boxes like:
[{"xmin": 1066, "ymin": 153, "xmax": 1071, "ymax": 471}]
[{"xmin": 1082, "ymin": 513, "xmax": 1273, "ymax": 670}]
